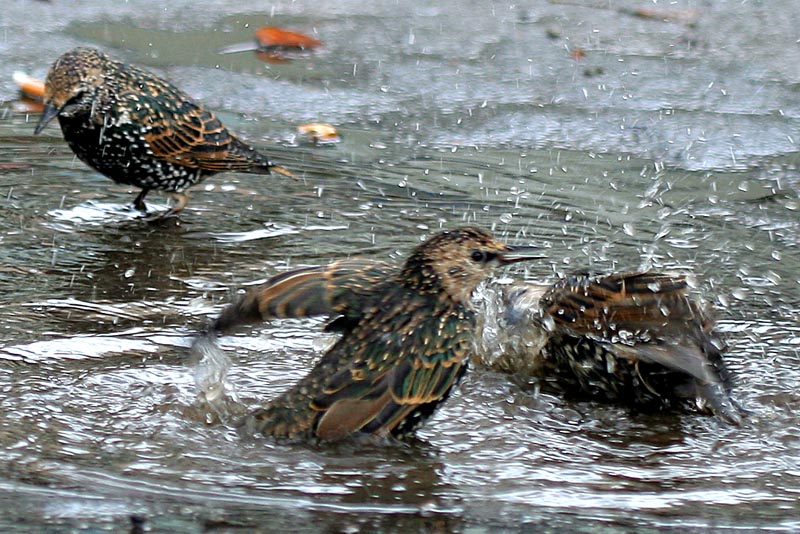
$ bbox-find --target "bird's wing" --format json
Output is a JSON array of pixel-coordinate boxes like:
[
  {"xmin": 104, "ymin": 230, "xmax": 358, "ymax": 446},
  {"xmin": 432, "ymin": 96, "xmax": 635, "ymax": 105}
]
[
  {"xmin": 612, "ymin": 342, "xmax": 741, "ymax": 424},
  {"xmin": 543, "ymin": 271, "xmax": 740, "ymax": 423},
  {"xmin": 310, "ymin": 305, "xmax": 471, "ymax": 440},
  {"xmin": 540, "ymin": 271, "xmax": 707, "ymax": 338},
  {"xmin": 212, "ymin": 259, "xmax": 395, "ymax": 334},
  {"xmin": 118, "ymin": 84, "xmax": 263, "ymax": 173}
]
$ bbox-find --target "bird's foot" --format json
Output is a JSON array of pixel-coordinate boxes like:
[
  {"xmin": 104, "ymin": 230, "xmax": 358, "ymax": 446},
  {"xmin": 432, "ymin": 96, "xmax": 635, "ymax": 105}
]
[
  {"xmin": 161, "ymin": 192, "xmax": 189, "ymax": 219},
  {"xmin": 131, "ymin": 189, "xmax": 150, "ymax": 213},
  {"xmin": 141, "ymin": 192, "xmax": 188, "ymax": 223}
]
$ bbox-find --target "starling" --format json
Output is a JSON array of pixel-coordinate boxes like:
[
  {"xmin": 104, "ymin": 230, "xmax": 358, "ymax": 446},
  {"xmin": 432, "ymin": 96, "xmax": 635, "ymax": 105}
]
[
  {"xmin": 203, "ymin": 227, "xmax": 542, "ymax": 442},
  {"xmin": 496, "ymin": 272, "xmax": 742, "ymax": 424},
  {"xmin": 33, "ymin": 47, "xmax": 293, "ymax": 218}
]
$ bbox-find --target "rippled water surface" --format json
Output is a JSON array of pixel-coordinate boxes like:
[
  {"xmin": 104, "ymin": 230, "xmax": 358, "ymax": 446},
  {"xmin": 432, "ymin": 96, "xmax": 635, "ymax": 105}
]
[{"xmin": 1, "ymin": 1, "xmax": 799, "ymax": 532}]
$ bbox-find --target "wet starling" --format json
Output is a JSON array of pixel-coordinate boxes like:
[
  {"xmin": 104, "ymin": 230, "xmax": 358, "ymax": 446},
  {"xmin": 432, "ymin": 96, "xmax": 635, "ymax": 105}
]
[
  {"xmin": 495, "ymin": 272, "xmax": 742, "ymax": 424},
  {"xmin": 203, "ymin": 227, "xmax": 541, "ymax": 442},
  {"xmin": 33, "ymin": 47, "xmax": 293, "ymax": 218}
]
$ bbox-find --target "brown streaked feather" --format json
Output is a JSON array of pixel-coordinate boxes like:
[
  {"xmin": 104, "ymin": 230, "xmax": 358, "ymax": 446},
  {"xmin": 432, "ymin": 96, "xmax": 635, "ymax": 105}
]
[
  {"xmin": 535, "ymin": 271, "xmax": 741, "ymax": 424},
  {"xmin": 241, "ymin": 286, "xmax": 472, "ymax": 440},
  {"xmin": 255, "ymin": 267, "xmax": 341, "ymax": 318},
  {"xmin": 541, "ymin": 272, "xmax": 704, "ymax": 338},
  {"xmin": 315, "ymin": 389, "xmax": 394, "ymax": 441},
  {"xmin": 313, "ymin": 342, "xmax": 465, "ymax": 409},
  {"xmin": 212, "ymin": 259, "xmax": 394, "ymax": 335},
  {"xmin": 315, "ymin": 373, "xmax": 440, "ymax": 441},
  {"xmin": 366, "ymin": 403, "xmax": 424, "ymax": 439},
  {"xmin": 391, "ymin": 353, "xmax": 464, "ymax": 404},
  {"xmin": 135, "ymin": 98, "xmax": 266, "ymax": 173}
]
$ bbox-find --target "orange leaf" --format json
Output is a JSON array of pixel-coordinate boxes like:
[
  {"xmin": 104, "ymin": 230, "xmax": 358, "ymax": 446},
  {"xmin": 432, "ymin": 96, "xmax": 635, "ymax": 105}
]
[
  {"xmin": 13, "ymin": 71, "xmax": 45, "ymax": 101},
  {"xmin": 255, "ymin": 27, "xmax": 322, "ymax": 50}
]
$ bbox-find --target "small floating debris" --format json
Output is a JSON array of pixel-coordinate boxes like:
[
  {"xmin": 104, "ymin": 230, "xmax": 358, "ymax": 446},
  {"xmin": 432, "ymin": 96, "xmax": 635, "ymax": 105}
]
[
  {"xmin": 12, "ymin": 71, "xmax": 45, "ymax": 112},
  {"xmin": 13, "ymin": 71, "xmax": 45, "ymax": 101},
  {"xmin": 297, "ymin": 122, "xmax": 341, "ymax": 145},
  {"xmin": 568, "ymin": 47, "xmax": 586, "ymax": 61},
  {"xmin": 623, "ymin": 7, "xmax": 698, "ymax": 24},
  {"xmin": 549, "ymin": 0, "xmax": 697, "ymax": 26},
  {"xmin": 218, "ymin": 27, "xmax": 322, "ymax": 62},
  {"xmin": 254, "ymin": 27, "xmax": 322, "ymax": 50}
]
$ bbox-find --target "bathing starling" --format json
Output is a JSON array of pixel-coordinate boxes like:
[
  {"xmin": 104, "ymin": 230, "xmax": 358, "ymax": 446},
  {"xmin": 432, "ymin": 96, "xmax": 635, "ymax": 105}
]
[
  {"xmin": 33, "ymin": 47, "xmax": 293, "ymax": 218},
  {"xmin": 497, "ymin": 272, "xmax": 742, "ymax": 424},
  {"xmin": 204, "ymin": 227, "xmax": 541, "ymax": 442}
]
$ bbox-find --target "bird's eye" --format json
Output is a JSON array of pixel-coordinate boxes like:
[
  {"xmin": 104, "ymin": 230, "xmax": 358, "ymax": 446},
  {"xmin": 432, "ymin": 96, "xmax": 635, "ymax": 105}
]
[{"xmin": 471, "ymin": 250, "xmax": 486, "ymax": 262}]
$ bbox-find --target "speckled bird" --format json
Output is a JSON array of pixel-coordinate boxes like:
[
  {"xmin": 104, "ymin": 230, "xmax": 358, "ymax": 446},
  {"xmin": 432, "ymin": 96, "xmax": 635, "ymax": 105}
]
[
  {"xmin": 204, "ymin": 227, "xmax": 541, "ymax": 442},
  {"xmin": 495, "ymin": 272, "xmax": 742, "ymax": 424},
  {"xmin": 34, "ymin": 47, "xmax": 293, "ymax": 218}
]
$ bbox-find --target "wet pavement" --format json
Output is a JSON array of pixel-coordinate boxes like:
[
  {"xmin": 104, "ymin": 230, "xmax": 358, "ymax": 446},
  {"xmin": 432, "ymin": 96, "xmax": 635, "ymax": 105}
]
[{"xmin": 1, "ymin": 1, "xmax": 799, "ymax": 532}]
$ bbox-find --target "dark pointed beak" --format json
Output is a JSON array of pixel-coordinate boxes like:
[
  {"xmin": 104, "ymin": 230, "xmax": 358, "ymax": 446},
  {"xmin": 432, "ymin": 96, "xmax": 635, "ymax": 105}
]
[
  {"xmin": 34, "ymin": 102, "xmax": 60, "ymax": 135},
  {"xmin": 498, "ymin": 245, "xmax": 546, "ymax": 265}
]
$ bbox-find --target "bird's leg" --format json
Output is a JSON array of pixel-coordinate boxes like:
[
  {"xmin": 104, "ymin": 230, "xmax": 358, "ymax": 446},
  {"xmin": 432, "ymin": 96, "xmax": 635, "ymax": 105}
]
[
  {"xmin": 159, "ymin": 192, "xmax": 189, "ymax": 219},
  {"xmin": 132, "ymin": 188, "xmax": 150, "ymax": 212}
]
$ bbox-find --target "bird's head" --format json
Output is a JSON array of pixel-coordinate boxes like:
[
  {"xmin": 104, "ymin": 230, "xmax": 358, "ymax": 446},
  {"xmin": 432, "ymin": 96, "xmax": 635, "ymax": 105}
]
[
  {"xmin": 402, "ymin": 226, "xmax": 544, "ymax": 303},
  {"xmin": 34, "ymin": 47, "xmax": 109, "ymax": 135}
]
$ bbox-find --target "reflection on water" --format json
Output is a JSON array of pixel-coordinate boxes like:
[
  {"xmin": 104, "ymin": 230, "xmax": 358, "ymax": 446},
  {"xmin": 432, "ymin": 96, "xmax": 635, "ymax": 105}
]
[{"xmin": 2, "ymin": 0, "xmax": 800, "ymax": 532}]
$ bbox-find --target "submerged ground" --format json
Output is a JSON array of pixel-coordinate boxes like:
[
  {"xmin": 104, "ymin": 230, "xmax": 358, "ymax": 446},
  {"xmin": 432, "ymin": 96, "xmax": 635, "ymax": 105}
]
[{"xmin": 1, "ymin": 1, "xmax": 799, "ymax": 532}]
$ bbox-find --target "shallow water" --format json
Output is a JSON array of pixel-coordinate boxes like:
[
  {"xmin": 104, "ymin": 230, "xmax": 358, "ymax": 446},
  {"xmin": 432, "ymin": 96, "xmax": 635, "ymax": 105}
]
[{"xmin": 1, "ymin": 1, "xmax": 799, "ymax": 532}]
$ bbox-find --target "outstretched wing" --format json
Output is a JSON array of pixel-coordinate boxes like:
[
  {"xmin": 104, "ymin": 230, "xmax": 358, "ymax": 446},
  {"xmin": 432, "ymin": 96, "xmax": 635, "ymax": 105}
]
[
  {"xmin": 212, "ymin": 259, "xmax": 395, "ymax": 334},
  {"xmin": 611, "ymin": 341, "xmax": 741, "ymax": 424},
  {"xmin": 541, "ymin": 272, "xmax": 707, "ymax": 339},
  {"xmin": 541, "ymin": 271, "xmax": 740, "ymax": 424}
]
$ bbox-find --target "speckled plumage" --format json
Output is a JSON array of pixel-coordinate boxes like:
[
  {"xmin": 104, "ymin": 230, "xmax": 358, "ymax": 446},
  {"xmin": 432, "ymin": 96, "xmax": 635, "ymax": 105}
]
[
  {"xmin": 34, "ymin": 47, "xmax": 292, "ymax": 217},
  {"xmin": 501, "ymin": 272, "xmax": 742, "ymax": 423},
  {"xmin": 207, "ymin": 227, "xmax": 541, "ymax": 442}
]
